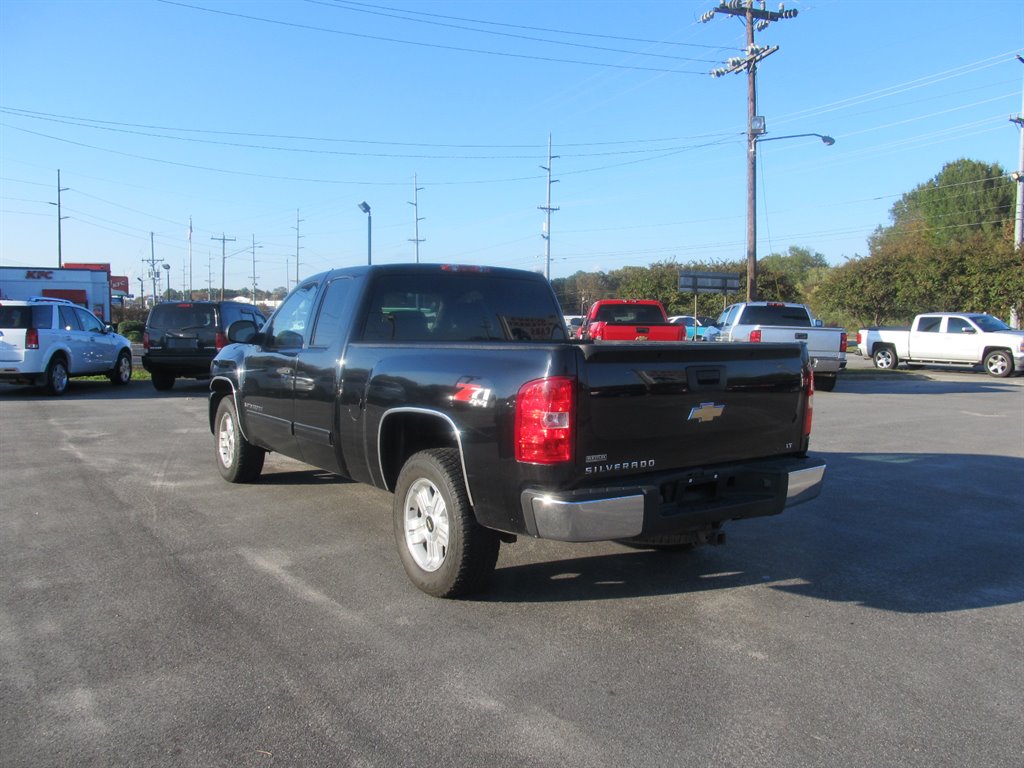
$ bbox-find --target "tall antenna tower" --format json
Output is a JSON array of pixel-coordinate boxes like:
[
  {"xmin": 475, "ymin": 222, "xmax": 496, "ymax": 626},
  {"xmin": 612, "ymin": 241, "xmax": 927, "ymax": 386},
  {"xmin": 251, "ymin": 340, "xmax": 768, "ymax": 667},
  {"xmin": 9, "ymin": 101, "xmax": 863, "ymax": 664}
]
[
  {"xmin": 408, "ymin": 174, "xmax": 425, "ymax": 263},
  {"xmin": 538, "ymin": 134, "xmax": 559, "ymax": 281}
]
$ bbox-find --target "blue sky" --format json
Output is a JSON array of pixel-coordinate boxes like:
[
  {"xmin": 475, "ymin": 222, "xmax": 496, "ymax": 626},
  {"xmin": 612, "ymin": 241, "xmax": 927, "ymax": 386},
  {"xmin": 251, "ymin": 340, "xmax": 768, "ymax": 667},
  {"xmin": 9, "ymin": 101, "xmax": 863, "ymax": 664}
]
[{"xmin": 1, "ymin": 0, "xmax": 1021, "ymax": 297}]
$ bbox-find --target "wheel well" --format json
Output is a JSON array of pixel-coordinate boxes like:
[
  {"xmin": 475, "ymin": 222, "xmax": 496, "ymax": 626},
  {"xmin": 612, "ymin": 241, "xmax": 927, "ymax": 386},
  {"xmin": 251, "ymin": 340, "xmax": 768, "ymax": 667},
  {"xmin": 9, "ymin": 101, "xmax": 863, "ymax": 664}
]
[
  {"xmin": 982, "ymin": 346, "xmax": 1011, "ymax": 359},
  {"xmin": 379, "ymin": 411, "xmax": 460, "ymax": 491},
  {"xmin": 209, "ymin": 379, "xmax": 232, "ymax": 433}
]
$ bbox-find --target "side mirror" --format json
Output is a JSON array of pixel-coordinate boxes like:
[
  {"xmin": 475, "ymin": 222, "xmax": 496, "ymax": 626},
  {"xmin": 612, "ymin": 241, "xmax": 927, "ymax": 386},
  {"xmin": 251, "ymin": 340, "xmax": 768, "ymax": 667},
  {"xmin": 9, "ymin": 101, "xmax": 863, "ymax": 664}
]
[
  {"xmin": 813, "ymin": 319, "xmax": 823, "ymax": 327},
  {"xmin": 227, "ymin": 319, "xmax": 259, "ymax": 344},
  {"xmin": 960, "ymin": 327, "xmax": 976, "ymax": 334}
]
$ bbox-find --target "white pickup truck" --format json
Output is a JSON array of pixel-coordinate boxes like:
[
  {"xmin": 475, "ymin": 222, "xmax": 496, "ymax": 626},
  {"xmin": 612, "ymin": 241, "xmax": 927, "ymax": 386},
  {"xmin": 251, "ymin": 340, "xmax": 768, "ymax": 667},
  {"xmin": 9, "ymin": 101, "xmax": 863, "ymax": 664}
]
[
  {"xmin": 708, "ymin": 302, "xmax": 847, "ymax": 391},
  {"xmin": 857, "ymin": 312, "xmax": 1024, "ymax": 377}
]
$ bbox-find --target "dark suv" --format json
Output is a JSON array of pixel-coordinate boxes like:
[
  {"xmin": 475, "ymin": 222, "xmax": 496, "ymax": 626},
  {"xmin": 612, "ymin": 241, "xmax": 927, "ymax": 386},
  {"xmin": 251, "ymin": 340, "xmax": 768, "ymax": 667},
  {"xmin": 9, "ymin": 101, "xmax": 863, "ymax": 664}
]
[{"xmin": 142, "ymin": 301, "xmax": 265, "ymax": 390}]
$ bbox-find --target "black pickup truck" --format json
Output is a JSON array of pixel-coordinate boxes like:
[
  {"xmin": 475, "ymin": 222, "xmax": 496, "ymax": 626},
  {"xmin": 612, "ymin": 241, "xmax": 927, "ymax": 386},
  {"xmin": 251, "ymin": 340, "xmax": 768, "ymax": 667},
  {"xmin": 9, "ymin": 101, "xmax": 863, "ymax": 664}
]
[{"xmin": 209, "ymin": 264, "xmax": 825, "ymax": 597}]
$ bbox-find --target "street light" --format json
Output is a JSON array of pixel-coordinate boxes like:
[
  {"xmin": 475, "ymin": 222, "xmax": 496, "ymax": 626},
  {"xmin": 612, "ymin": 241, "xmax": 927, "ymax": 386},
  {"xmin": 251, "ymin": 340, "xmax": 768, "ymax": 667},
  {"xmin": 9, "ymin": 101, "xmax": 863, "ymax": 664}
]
[
  {"xmin": 358, "ymin": 201, "xmax": 372, "ymax": 265},
  {"xmin": 746, "ymin": 118, "xmax": 835, "ymax": 301},
  {"xmin": 137, "ymin": 277, "xmax": 145, "ymax": 308},
  {"xmin": 161, "ymin": 263, "xmax": 171, "ymax": 300}
]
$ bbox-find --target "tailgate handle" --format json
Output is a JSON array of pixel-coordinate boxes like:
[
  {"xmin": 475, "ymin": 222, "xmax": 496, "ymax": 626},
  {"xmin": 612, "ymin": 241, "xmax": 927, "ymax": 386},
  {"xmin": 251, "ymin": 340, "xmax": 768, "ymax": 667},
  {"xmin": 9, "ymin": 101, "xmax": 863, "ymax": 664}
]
[
  {"xmin": 795, "ymin": 332, "xmax": 808, "ymax": 340},
  {"xmin": 688, "ymin": 366, "xmax": 725, "ymax": 391}
]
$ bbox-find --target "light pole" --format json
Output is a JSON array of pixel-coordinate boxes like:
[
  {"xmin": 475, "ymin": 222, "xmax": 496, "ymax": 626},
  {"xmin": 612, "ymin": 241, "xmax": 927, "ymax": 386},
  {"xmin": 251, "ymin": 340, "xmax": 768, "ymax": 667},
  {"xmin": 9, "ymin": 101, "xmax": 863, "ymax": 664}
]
[
  {"xmin": 747, "ymin": 121, "xmax": 835, "ymax": 300},
  {"xmin": 358, "ymin": 202, "xmax": 372, "ymax": 265},
  {"xmin": 137, "ymin": 277, "xmax": 145, "ymax": 308},
  {"xmin": 161, "ymin": 263, "xmax": 171, "ymax": 300}
]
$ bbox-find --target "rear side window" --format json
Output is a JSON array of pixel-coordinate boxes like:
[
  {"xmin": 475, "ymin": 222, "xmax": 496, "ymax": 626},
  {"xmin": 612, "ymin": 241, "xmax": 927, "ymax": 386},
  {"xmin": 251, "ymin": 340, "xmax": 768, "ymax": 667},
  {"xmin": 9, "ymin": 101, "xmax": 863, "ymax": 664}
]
[
  {"xmin": 0, "ymin": 306, "xmax": 52, "ymax": 329},
  {"xmin": 148, "ymin": 304, "xmax": 217, "ymax": 331},
  {"xmin": 916, "ymin": 316, "xmax": 941, "ymax": 333},
  {"xmin": 59, "ymin": 305, "xmax": 82, "ymax": 331},
  {"xmin": 361, "ymin": 272, "xmax": 567, "ymax": 342}
]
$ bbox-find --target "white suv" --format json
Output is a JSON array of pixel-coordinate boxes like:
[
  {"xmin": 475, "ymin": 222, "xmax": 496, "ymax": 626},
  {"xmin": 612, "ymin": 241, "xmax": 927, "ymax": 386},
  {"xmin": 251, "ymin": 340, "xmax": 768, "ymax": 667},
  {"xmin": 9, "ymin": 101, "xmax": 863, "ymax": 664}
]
[{"xmin": 0, "ymin": 297, "xmax": 133, "ymax": 395}]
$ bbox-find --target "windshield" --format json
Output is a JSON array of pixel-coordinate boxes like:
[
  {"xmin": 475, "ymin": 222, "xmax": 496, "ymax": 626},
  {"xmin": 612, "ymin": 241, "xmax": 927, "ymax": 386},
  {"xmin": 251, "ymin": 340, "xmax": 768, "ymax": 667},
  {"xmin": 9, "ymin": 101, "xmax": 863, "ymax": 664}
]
[
  {"xmin": 148, "ymin": 304, "xmax": 216, "ymax": 330},
  {"xmin": 970, "ymin": 314, "xmax": 1010, "ymax": 332}
]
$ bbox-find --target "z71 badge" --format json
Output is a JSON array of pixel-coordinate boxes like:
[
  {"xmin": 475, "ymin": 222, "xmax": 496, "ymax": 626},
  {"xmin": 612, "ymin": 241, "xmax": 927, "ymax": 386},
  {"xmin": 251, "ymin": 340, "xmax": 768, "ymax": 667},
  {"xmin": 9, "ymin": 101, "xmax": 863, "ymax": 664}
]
[{"xmin": 451, "ymin": 378, "xmax": 494, "ymax": 407}]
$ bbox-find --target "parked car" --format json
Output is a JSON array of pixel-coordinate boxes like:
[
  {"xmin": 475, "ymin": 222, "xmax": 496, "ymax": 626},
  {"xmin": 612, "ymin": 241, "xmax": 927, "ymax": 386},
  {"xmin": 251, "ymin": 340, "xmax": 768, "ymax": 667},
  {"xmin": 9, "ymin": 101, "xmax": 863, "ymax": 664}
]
[
  {"xmin": 578, "ymin": 299, "xmax": 686, "ymax": 341},
  {"xmin": 668, "ymin": 315, "xmax": 716, "ymax": 340},
  {"xmin": 0, "ymin": 297, "xmax": 132, "ymax": 395},
  {"xmin": 857, "ymin": 313, "xmax": 1024, "ymax": 377},
  {"xmin": 709, "ymin": 302, "xmax": 847, "ymax": 391},
  {"xmin": 564, "ymin": 314, "xmax": 584, "ymax": 336},
  {"xmin": 142, "ymin": 300, "xmax": 265, "ymax": 390}
]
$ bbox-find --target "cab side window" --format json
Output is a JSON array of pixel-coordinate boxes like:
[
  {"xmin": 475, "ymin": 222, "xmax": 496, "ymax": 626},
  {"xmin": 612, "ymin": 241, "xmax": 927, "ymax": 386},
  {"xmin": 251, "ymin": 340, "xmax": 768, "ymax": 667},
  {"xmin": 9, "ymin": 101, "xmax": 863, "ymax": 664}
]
[
  {"xmin": 265, "ymin": 282, "xmax": 318, "ymax": 348},
  {"xmin": 917, "ymin": 317, "xmax": 941, "ymax": 333},
  {"xmin": 311, "ymin": 278, "xmax": 355, "ymax": 348},
  {"xmin": 946, "ymin": 317, "xmax": 971, "ymax": 334}
]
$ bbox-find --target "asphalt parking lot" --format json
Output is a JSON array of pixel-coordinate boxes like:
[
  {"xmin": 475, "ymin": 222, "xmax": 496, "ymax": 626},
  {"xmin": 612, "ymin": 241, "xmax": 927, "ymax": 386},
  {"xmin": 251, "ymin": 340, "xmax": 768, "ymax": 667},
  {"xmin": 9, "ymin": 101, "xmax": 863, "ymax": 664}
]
[{"xmin": 1, "ymin": 365, "xmax": 1022, "ymax": 767}]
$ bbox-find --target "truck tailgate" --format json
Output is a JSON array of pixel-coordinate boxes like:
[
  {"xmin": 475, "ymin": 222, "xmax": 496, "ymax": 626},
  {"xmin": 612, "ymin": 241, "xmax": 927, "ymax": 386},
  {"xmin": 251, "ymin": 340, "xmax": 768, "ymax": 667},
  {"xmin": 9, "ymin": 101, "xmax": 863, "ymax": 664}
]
[{"xmin": 576, "ymin": 342, "xmax": 808, "ymax": 472}]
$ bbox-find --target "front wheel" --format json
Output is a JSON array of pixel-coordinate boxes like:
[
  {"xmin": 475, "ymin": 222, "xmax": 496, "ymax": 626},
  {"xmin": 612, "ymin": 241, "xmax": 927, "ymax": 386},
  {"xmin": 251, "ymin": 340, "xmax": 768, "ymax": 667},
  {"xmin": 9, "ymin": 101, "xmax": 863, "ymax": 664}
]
[
  {"xmin": 109, "ymin": 350, "xmax": 132, "ymax": 385},
  {"xmin": 872, "ymin": 346, "xmax": 898, "ymax": 370},
  {"xmin": 393, "ymin": 448, "xmax": 500, "ymax": 598},
  {"xmin": 215, "ymin": 397, "xmax": 265, "ymax": 483},
  {"xmin": 983, "ymin": 349, "xmax": 1014, "ymax": 378}
]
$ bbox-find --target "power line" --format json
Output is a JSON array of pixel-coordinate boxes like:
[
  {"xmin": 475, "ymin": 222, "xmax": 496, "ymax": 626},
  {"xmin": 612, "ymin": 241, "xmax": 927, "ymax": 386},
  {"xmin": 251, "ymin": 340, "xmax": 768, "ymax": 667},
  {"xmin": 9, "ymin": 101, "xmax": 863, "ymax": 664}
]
[{"xmin": 154, "ymin": 0, "xmax": 713, "ymax": 75}]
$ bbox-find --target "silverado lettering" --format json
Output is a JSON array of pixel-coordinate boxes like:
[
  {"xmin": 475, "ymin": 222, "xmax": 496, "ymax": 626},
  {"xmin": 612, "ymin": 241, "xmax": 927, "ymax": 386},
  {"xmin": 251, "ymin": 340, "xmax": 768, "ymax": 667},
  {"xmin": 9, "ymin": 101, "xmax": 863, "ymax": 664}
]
[{"xmin": 209, "ymin": 264, "xmax": 825, "ymax": 598}]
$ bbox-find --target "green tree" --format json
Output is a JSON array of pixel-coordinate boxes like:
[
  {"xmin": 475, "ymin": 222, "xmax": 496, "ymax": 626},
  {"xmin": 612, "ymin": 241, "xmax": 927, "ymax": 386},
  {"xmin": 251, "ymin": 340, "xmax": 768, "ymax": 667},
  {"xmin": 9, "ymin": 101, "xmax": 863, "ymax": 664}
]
[{"xmin": 876, "ymin": 158, "xmax": 1014, "ymax": 247}]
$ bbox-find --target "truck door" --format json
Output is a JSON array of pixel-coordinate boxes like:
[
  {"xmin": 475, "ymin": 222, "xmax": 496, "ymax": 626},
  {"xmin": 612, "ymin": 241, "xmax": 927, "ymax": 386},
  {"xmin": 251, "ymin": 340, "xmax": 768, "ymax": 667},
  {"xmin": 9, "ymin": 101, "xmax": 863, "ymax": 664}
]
[
  {"xmin": 941, "ymin": 316, "xmax": 982, "ymax": 362},
  {"xmin": 293, "ymin": 276, "xmax": 358, "ymax": 475},
  {"xmin": 240, "ymin": 281, "xmax": 319, "ymax": 461},
  {"xmin": 908, "ymin": 315, "xmax": 943, "ymax": 359}
]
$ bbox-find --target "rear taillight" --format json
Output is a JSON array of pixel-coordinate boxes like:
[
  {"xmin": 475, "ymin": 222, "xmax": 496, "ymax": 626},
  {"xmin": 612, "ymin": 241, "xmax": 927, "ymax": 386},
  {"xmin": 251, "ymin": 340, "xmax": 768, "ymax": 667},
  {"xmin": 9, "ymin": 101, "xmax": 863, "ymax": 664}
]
[
  {"xmin": 143, "ymin": 331, "xmax": 150, "ymax": 350},
  {"xmin": 749, "ymin": 329, "xmax": 762, "ymax": 343},
  {"xmin": 803, "ymin": 369, "xmax": 814, "ymax": 437},
  {"xmin": 856, "ymin": 331, "xmax": 863, "ymax": 347},
  {"xmin": 515, "ymin": 376, "xmax": 574, "ymax": 464},
  {"xmin": 840, "ymin": 332, "xmax": 848, "ymax": 352},
  {"xmin": 215, "ymin": 331, "xmax": 228, "ymax": 350},
  {"xmin": 26, "ymin": 328, "xmax": 39, "ymax": 349}
]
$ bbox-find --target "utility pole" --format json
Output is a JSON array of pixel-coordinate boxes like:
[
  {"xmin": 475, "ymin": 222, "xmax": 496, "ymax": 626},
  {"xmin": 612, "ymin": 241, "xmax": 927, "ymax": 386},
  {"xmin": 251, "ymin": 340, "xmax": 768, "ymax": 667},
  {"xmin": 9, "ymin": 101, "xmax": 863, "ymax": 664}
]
[
  {"xmin": 292, "ymin": 210, "xmax": 304, "ymax": 285},
  {"xmin": 50, "ymin": 170, "xmax": 69, "ymax": 268},
  {"xmin": 1010, "ymin": 54, "xmax": 1024, "ymax": 328},
  {"xmin": 250, "ymin": 234, "xmax": 261, "ymax": 303},
  {"xmin": 702, "ymin": 1, "xmax": 797, "ymax": 301},
  {"xmin": 211, "ymin": 233, "xmax": 235, "ymax": 301},
  {"xmin": 408, "ymin": 174, "xmax": 425, "ymax": 262},
  {"xmin": 538, "ymin": 134, "xmax": 559, "ymax": 281},
  {"xmin": 147, "ymin": 232, "xmax": 159, "ymax": 306},
  {"xmin": 187, "ymin": 216, "xmax": 194, "ymax": 300}
]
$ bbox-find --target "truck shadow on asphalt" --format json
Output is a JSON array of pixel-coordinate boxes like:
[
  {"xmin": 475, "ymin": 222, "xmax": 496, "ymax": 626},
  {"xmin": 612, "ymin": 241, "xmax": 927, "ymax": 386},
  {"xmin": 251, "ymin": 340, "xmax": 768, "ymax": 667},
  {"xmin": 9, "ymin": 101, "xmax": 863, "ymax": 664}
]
[
  {"xmin": 838, "ymin": 373, "xmax": 1022, "ymax": 395},
  {"xmin": 0, "ymin": 379, "xmax": 212, "ymax": 400},
  {"xmin": 484, "ymin": 450, "xmax": 1024, "ymax": 613}
]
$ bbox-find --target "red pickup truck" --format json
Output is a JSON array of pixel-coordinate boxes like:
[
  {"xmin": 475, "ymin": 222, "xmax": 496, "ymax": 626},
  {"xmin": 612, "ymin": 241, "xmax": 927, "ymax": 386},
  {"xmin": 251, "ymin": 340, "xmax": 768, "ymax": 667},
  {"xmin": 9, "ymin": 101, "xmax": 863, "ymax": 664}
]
[{"xmin": 578, "ymin": 299, "xmax": 686, "ymax": 341}]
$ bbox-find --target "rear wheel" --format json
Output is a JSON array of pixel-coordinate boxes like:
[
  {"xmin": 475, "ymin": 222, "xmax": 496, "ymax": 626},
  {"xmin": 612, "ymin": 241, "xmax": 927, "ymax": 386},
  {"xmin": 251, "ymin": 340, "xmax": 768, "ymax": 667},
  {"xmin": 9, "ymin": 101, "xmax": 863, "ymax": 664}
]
[
  {"xmin": 152, "ymin": 371, "xmax": 175, "ymax": 391},
  {"xmin": 109, "ymin": 350, "xmax": 132, "ymax": 385},
  {"xmin": 983, "ymin": 349, "xmax": 1013, "ymax": 378},
  {"xmin": 872, "ymin": 346, "xmax": 898, "ymax": 370},
  {"xmin": 393, "ymin": 448, "xmax": 500, "ymax": 598},
  {"xmin": 44, "ymin": 356, "xmax": 69, "ymax": 396},
  {"xmin": 215, "ymin": 397, "xmax": 265, "ymax": 482},
  {"xmin": 815, "ymin": 374, "xmax": 837, "ymax": 392}
]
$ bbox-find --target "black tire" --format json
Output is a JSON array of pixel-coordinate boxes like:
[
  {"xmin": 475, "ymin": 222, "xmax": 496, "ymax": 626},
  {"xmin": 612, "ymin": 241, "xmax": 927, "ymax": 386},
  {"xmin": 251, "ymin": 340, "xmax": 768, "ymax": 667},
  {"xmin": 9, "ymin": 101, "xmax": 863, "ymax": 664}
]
[
  {"xmin": 983, "ymin": 349, "xmax": 1014, "ymax": 378},
  {"xmin": 152, "ymin": 371, "xmax": 175, "ymax": 391},
  {"xmin": 214, "ymin": 397, "xmax": 265, "ymax": 483},
  {"xmin": 109, "ymin": 350, "xmax": 132, "ymax": 385},
  {"xmin": 44, "ymin": 356, "xmax": 69, "ymax": 396},
  {"xmin": 393, "ymin": 448, "xmax": 500, "ymax": 598},
  {"xmin": 815, "ymin": 374, "xmax": 837, "ymax": 392},
  {"xmin": 872, "ymin": 346, "xmax": 898, "ymax": 370}
]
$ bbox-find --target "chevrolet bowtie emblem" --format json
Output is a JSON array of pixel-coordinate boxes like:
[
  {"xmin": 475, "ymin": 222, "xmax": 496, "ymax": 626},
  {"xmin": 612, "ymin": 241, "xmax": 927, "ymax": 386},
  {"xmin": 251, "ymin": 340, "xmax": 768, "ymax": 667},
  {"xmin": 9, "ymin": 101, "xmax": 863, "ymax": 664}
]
[{"xmin": 688, "ymin": 402, "xmax": 725, "ymax": 423}]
